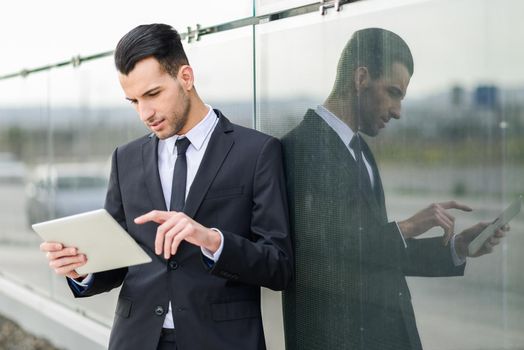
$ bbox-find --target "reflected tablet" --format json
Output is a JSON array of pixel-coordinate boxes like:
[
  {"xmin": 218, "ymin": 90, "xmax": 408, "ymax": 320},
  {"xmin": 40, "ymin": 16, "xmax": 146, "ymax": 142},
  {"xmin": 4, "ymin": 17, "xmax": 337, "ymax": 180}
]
[
  {"xmin": 468, "ymin": 196, "xmax": 522, "ymax": 256},
  {"xmin": 32, "ymin": 209, "xmax": 151, "ymax": 274}
]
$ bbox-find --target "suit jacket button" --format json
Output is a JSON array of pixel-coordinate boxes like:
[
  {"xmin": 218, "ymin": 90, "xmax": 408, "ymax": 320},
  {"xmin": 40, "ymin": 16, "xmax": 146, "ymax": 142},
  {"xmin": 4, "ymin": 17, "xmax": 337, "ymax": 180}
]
[
  {"xmin": 155, "ymin": 306, "xmax": 164, "ymax": 316},
  {"xmin": 169, "ymin": 260, "xmax": 178, "ymax": 270}
]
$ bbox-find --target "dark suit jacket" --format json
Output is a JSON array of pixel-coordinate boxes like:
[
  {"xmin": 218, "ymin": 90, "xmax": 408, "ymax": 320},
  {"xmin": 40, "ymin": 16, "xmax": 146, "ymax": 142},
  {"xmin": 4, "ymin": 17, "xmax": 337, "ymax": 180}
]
[
  {"xmin": 281, "ymin": 109, "xmax": 464, "ymax": 350},
  {"xmin": 69, "ymin": 110, "xmax": 293, "ymax": 350}
]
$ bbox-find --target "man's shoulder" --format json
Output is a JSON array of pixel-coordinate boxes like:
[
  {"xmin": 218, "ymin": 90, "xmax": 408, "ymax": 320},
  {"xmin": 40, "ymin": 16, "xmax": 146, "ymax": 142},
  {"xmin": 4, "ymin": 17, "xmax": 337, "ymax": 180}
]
[
  {"xmin": 216, "ymin": 111, "xmax": 276, "ymax": 147},
  {"xmin": 282, "ymin": 109, "xmax": 319, "ymax": 145},
  {"xmin": 115, "ymin": 133, "xmax": 154, "ymax": 154},
  {"xmin": 230, "ymin": 122, "xmax": 274, "ymax": 143}
]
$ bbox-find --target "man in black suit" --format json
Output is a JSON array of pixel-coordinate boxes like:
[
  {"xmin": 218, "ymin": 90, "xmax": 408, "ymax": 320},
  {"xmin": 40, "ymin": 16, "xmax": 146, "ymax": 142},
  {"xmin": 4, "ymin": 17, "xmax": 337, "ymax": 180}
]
[
  {"xmin": 40, "ymin": 24, "xmax": 293, "ymax": 350},
  {"xmin": 282, "ymin": 28, "xmax": 505, "ymax": 350}
]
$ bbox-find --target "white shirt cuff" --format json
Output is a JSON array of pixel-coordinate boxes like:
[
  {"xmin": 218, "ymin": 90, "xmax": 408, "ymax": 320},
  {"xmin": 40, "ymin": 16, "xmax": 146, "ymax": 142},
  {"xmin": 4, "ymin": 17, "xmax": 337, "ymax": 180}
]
[
  {"xmin": 69, "ymin": 273, "xmax": 93, "ymax": 288},
  {"xmin": 450, "ymin": 234, "xmax": 466, "ymax": 266},
  {"xmin": 201, "ymin": 228, "xmax": 224, "ymax": 262},
  {"xmin": 394, "ymin": 221, "xmax": 408, "ymax": 248}
]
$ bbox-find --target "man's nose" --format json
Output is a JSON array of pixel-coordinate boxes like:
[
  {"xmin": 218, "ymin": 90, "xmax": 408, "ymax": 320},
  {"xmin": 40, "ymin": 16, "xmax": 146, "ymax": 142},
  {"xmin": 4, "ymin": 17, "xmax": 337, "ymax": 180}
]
[
  {"xmin": 390, "ymin": 101, "xmax": 402, "ymax": 119},
  {"xmin": 138, "ymin": 102, "xmax": 155, "ymax": 122}
]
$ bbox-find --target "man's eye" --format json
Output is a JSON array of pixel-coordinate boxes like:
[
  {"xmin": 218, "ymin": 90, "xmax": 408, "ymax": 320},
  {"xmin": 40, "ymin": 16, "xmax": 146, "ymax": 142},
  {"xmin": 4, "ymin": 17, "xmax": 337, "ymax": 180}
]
[
  {"xmin": 129, "ymin": 100, "xmax": 138, "ymax": 105},
  {"xmin": 148, "ymin": 91, "xmax": 159, "ymax": 97},
  {"xmin": 389, "ymin": 88, "xmax": 402, "ymax": 98}
]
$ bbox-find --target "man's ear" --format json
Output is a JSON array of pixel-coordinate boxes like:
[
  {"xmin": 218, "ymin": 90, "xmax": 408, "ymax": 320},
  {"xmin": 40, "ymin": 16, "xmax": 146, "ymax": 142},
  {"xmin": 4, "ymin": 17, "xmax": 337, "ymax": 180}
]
[
  {"xmin": 354, "ymin": 67, "xmax": 370, "ymax": 95},
  {"xmin": 177, "ymin": 65, "xmax": 194, "ymax": 91}
]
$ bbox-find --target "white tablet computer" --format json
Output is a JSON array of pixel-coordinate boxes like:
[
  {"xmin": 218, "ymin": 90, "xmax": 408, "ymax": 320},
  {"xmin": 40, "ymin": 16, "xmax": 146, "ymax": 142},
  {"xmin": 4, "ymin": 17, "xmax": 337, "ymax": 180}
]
[
  {"xmin": 32, "ymin": 209, "xmax": 152, "ymax": 274},
  {"xmin": 468, "ymin": 195, "xmax": 522, "ymax": 256}
]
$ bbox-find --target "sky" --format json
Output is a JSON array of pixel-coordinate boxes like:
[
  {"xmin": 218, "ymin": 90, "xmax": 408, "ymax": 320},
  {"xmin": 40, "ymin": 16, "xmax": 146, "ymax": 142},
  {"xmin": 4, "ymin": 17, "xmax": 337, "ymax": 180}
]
[
  {"xmin": 0, "ymin": 0, "xmax": 523, "ymax": 106},
  {"xmin": 0, "ymin": 0, "xmax": 252, "ymax": 75}
]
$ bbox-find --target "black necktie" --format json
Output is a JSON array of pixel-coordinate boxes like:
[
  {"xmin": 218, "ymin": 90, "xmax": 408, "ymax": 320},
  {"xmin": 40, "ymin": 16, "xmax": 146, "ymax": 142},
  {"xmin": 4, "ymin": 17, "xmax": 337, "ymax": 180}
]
[
  {"xmin": 349, "ymin": 134, "xmax": 373, "ymax": 193},
  {"xmin": 351, "ymin": 134, "xmax": 388, "ymax": 222},
  {"xmin": 170, "ymin": 137, "xmax": 191, "ymax": 212}
]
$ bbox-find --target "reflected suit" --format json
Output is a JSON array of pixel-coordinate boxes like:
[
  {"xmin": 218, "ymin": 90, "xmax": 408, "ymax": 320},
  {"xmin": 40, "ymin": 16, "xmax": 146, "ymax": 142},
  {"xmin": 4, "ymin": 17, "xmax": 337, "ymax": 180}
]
[
  {"xmin": 282, "ymin": 109, "xmax": 464, "ymax": 350},
  {"xmin": 68, "ymin": 111, "xmax": 293, "ymax": 350}
]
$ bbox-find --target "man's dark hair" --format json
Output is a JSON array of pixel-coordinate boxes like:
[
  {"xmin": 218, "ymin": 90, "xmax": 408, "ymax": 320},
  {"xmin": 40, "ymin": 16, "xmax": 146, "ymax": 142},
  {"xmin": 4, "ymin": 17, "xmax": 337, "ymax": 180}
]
[
  {"xmin": 114, "ymin": 23, "xmax": 189, "ymax": 77},
  {"xmin": 332, "ymin": 28, "xmax": 414, "ymax": 96}
]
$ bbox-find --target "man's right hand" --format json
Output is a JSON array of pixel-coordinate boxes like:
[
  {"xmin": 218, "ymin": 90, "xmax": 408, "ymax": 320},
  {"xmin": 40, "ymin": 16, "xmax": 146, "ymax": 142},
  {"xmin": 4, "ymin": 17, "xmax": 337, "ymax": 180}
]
[
  {"xmin": 398, "ymin": 201, "xmax": 473, "ymax": 245},
  {"xmin": 39, "ymin": 242, "xmax": 87, "ymax": 280}
]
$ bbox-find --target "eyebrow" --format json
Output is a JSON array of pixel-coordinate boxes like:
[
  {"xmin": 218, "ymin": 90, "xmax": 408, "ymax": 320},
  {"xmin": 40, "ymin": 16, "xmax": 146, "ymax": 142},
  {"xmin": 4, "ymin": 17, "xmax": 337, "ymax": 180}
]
[{"xmin": 125, "ymin": 86, "xmax": 161, "ymax": 102}]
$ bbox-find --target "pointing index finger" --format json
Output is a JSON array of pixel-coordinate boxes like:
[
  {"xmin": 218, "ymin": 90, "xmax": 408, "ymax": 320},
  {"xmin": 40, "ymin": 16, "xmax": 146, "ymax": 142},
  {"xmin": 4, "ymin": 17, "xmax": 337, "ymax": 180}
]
[
  {"xmin": 134, "ymin": 210, "xmax": 170, "ymax": 225},
  {"xmin": 439, "ymin": 201, "xmax": 472, "ymax": 212}
]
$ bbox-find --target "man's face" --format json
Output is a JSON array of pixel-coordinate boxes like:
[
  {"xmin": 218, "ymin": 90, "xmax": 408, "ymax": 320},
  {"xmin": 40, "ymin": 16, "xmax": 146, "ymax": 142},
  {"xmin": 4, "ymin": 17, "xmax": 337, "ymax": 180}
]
[
  {"xmin": 119, "ymin": 57, "xmax": 190, "ymax": 139},
  {"xmin": 357, "ymin": 62, "xmax": 410, "ymax": 137}
]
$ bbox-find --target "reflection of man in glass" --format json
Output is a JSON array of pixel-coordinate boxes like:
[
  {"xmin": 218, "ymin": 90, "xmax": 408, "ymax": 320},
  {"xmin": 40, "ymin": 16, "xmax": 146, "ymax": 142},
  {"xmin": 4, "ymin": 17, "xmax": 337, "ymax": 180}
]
[{"xmin": 282, "ymin": 28, "xmax": 505, "ymax": 350}]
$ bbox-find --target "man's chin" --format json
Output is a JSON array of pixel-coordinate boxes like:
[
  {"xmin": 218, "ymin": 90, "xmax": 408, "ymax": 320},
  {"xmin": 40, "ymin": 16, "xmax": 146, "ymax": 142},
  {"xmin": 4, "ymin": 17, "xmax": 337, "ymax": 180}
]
[
  {"xmin": 152, "ymin": 129, "xmax": 176, "ymax": 140},
  {"xmin": 150, "ymin": 120, "xmax": 185, "ymax": 139},
  {"xmin": 360, "ymin": 128, "xmax": 380, "ymax": 137}
]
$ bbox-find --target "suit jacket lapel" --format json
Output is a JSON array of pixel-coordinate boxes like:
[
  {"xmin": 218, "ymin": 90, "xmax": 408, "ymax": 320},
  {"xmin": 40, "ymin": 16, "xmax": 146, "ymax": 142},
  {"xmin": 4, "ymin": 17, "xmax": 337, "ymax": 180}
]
[
  {"xmin": 184, "ymin": 111, "xmax": 235, "ymax": 219},
  {"xmin": 142, "ymin": 134, "xmax": 168, "ymax": 211},
  {"xmin": 306, "ymin": 110, "xmax": 384, "ymax": 221},
  {"xmin": 305, "ymin": 110, "xmax": 353, "ymax": 180}
]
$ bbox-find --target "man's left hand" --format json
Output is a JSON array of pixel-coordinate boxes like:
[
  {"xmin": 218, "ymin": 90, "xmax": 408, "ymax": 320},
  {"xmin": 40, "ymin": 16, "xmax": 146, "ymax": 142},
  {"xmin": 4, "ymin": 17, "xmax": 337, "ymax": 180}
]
[
  {"xmin": 134, "ymin": 210, "xmax": 222, "ymax": 259},
  {"xmin": 454, "ymin": 222, "xmax": 509, "ymax": 258}
]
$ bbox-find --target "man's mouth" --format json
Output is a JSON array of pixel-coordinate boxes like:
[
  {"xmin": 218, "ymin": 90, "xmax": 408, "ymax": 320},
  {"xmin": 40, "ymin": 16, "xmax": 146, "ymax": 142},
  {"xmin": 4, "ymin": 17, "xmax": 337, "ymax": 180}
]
[{"xmin": 149, "ymin": 119, "xmax": 165, "ymax": 130}]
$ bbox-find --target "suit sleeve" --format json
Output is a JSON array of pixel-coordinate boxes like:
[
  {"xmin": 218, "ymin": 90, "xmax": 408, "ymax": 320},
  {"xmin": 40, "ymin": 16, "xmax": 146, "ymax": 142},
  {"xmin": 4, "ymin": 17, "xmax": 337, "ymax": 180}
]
[
  {"xmin": 357, "ymin": 220, "xmax": 410, "ymax": 268},
  {"xmin": 209, "ymin": 137, "xmax": 294, "ymax": 291},
  {"xmin": 354, "ymin": 220, "xmax": 464, "ymax": 277},
  {"xmin": 68, "ymin": 148, "xmax": 128, "ymax": 298},
  {"xmin": 403, "ymin": 236, "xmax": 465, "ymax": 277}
]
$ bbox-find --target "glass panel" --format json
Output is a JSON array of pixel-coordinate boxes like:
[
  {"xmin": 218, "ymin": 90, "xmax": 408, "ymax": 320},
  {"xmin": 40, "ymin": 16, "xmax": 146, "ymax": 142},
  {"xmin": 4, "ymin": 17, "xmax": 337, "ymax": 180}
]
[
  {"xmin": 1, "ymin": 0, "xmax": 253, "ymax": 76},
  {"xmin": 173, "ymin": 0, "xmax": 254, "ymax": 28},
  {"xmin": 0, "ymin": 23, "xmax": 255, "ymax": 328},
  {"xmin": 256, "ymin": 0, "xmax": 524, "ymax": 349},
  {"xmin": 186, "ymin": 26, "xmax": 254, "ymax": 128},
  {"xmin": 42, "ymin": 57, "xmax": 144, "ymax": 324},
  {"xmin": 256, "ymin": 0, "xmax": 315, "ymax": 16},
  {"xmin": 0, "ymin": 56, "xmax": 143, "ymax": 325},
  {"xmin": 0, "ymin": 73, "xmax": 53, "ymax": 296}
]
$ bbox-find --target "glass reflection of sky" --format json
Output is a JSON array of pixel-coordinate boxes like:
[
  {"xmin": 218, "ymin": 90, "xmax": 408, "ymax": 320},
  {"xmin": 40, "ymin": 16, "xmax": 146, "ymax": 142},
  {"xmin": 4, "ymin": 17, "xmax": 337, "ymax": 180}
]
[{"xmin": 1, "ymin": 0, "xmax": 523, "ymax": 105}]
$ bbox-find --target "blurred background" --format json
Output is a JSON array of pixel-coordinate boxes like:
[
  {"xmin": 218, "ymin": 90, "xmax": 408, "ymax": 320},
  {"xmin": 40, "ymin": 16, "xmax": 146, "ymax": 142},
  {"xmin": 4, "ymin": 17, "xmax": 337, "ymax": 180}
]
[{"xmin": 0, "ymin": 0, "xmax": 523, "ymax": 349}]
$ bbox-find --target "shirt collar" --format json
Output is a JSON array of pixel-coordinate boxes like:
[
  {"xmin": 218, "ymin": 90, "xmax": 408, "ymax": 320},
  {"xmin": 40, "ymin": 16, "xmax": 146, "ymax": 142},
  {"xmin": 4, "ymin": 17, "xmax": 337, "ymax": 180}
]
[{"xmin": 315, "ymin": 105, "xmax": 357, "ymax": 146}]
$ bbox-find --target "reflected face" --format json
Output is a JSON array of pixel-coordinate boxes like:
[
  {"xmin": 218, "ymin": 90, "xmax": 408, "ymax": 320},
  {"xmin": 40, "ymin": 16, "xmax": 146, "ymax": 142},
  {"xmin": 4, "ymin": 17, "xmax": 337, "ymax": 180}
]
[
  {"xmin": 119, "ymin": 57, "xmax": 190, "ymax": 139},
  {"xmin": 358, "ymin": 62, "xmax": 411, "ymax": 137}
]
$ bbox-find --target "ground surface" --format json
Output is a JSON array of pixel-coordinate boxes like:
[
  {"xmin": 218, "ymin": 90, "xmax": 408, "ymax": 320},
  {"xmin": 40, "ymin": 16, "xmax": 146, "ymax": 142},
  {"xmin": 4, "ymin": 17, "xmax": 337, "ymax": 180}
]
[{"xmin": 0, "ymin": 314, "xmax": 61, "ymax": 350}]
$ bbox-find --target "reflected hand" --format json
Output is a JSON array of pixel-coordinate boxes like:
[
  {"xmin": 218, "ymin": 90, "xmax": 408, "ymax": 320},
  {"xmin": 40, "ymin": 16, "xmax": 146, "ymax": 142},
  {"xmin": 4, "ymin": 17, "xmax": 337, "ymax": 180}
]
[
  {"xmin": 398, "ymin": 201, "xmax": 472, "ymax": 245},
  {"xmin": 39, "ymin": 241, "xmax": 87, "ymax": 279},
  {"xmin": 454, "ymin": 222, "xmax": 508, "ymax": 258},
  {"xmin": 134, "ymin": 210, "xmax": 221, "ymax": 259}
]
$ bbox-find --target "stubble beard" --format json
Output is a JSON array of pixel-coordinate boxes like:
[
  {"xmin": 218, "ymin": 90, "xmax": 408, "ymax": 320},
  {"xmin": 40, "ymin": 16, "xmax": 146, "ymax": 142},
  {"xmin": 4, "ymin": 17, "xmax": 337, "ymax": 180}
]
[
  {"xmin": 173, "ymin": 93, "xmax": 191, "ymax": 135},
  {"xmin": 171, "ymin": 111, "xmax": 189, "ymax": 136},
  {"xmin": 158, "ymin": 92, "xmax": 192, "ymax": 139},
  {"xmin": 354, "ymin": 95, "xmax": 379, "ymax": 137}
]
